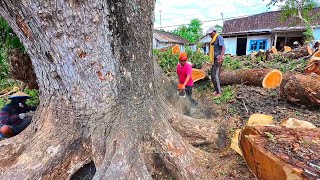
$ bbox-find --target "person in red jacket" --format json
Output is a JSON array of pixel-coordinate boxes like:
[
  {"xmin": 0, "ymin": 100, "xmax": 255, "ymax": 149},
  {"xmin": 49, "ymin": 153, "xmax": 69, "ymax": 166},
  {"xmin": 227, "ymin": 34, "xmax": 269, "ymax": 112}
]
[{"xmin": 176, "ymin": 52, "xmax": 194, "ymax": 97}]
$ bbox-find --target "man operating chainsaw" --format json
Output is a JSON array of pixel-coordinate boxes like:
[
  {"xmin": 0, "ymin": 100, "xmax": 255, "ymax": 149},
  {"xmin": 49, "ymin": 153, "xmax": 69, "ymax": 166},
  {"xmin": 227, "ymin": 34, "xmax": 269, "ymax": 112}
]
[{"xmin": 176, "ymin": 52, "xmax": 194, "ymax": 97}]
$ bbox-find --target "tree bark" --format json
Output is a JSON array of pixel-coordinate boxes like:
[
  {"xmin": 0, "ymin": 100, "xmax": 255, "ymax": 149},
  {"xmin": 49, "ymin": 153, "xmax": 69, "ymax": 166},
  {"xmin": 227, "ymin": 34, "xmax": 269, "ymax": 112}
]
[
  {"xmin": 280, "ymin": 72, "xmax": 320, "ymax": 107},
  {"xmin": 8, "ymin": 49, "xmax": 38, "ymax": 89},
  {"xmin": 239, "ymin": 125, "xmax": 320, "ymax": 180},
  {"xmin": 0, "ymin": 1, "xmax": 226, "ymax": 179}
]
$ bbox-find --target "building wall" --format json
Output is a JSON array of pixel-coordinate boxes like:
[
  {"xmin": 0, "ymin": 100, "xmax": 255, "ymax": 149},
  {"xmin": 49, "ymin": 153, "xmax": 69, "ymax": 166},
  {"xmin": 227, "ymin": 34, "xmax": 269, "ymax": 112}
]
[
  {"xmin": 223, "ymin": 35, "xmax": 272, "ymax": 55},
  {"xmin": 223, "ymin": 37, "xmax": 237, "ymax": 55},
  {"xmin": 246, "ymin": 35, "xmax": 272, "ymax": 54},
  {"xmin": 152, "ymin": 39, "xmax": 186, "ymax": 52},
  {"xmin": 314, "ymin": 27, "xmax": 320, "ymax": 41}
]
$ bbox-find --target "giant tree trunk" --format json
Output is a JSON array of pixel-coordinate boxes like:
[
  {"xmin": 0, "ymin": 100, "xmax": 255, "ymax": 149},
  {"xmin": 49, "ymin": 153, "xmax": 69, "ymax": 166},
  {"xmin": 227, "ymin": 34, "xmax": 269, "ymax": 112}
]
[{"xmin": 0, "ymin": 1, "xmax": 227, "ymax": 179}]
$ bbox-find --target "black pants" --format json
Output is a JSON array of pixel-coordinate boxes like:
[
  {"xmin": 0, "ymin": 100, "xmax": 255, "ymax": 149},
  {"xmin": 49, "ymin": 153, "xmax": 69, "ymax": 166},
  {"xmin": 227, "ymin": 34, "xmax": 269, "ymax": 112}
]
[
  {"xmin": 12, "ymin": 117, "xmax": 32, "ymax": 135},
  {"xmin": 211, "ymin": 60, "xmax": 222, "ymax": 94},
  {"xmin": 185, "ymin": 86, "xmax": 193, "ymax": 96}
]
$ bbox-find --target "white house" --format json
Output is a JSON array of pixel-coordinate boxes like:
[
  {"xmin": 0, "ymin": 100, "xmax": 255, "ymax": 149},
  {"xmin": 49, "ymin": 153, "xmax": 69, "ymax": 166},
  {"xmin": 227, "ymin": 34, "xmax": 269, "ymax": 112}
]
[
  {"xmin": 153, "ymin": 30, "xmax": 191, "ymax": 52},
  {"xmin": 199, "ymin": 8, "xmax": 320, "ymax": 56}
]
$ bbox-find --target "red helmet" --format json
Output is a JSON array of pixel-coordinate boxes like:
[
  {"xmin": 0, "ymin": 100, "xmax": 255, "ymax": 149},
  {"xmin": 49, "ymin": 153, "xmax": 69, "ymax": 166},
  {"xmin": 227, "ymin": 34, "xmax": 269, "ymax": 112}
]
[{"xmin": 179, "ymin": 52, "xmax": 188, "ymax": 61}]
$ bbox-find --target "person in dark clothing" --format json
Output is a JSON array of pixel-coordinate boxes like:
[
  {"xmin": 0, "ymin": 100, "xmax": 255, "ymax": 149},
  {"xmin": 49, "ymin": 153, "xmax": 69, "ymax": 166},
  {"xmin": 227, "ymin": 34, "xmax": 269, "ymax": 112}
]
[
  {"xmin": 207, "ymin": 27, "xmax": 226, "ymax": 97},
  {"xmin": 0, "ymin": 91, "xmax": 36, "ymax": 138}
]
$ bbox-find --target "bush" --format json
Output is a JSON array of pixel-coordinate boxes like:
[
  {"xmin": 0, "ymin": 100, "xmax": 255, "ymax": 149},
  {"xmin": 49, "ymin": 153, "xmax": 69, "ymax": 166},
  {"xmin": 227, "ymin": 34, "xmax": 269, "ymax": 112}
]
[
  {"xmin": 154, "ymin": 49, "xmax": 179, "ymax": 74},
  {"xmin": 213, "ymin": 86, "xmax": 235, "ymax": 104},
  {"xmin": 185, "ymin": 46, "xmax": 210, "ymax": 69},
  {"xmin": 154, "ymin": 46, "xmax": 210, "ymax": 74}
]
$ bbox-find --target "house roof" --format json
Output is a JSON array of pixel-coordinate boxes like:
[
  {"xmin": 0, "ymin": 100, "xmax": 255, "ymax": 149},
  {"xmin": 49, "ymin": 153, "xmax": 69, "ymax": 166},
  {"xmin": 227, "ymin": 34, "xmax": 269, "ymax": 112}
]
[
  {"xmin": 222, "ymin": 8, "xmax": 320, "ymax": 35},
  {"xmin": 154, "ymin": 30, "xmax": 191, "ymax": 44}
]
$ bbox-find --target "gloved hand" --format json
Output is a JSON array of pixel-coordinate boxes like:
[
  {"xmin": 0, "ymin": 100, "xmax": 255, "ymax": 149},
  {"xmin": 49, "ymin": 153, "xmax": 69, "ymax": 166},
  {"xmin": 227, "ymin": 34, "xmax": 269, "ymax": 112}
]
[{"xmin": 18, "ymin": 113, "xmax": 26, "ymax": 119}]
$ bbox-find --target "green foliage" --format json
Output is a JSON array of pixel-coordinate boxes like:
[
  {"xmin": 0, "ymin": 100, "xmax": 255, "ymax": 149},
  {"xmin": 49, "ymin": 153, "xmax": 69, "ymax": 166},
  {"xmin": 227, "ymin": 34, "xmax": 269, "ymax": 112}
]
[
  {"xmin": 154, "ymin": 47, "xmax": 210, "ymax": 74},
  {"xmin": 0, "ymin": 50, "xmax": 9, "ymax": 79},
  {"xmin": 0, "ymin": 89, "xmax": 39, "ymax": 109},
  {"xmin": 24, "ymin": 89, "xmax": 39, "ymax": 107},
  {"xmin": 194, "ymin": 79, "xmax": 211, "ymax": 92},
  {"xmin": 214, "ymin": 24, "xmax": 223, "ymax": 33},
  {"xmin": 184, "ymin": 46, "xmax": 210, "ymax": 69},
  {"xmin": 0, "ymin": 16, "xmax": 24, "ymax": 80},
  {"xmin": 0, "ymin": 17, "xmax": 24, "ymax": 50},
  {"xmin": 222, "ymin": 56, "xmax": 253, "ymax": 70},
  {"xmin": 303, "ymin": 25, "xmax": 314, "ymax": 42},
  {"xmin": 0, "ymin": 98, "xmax": 6, "ymax": 108},
  {"xmin": 154, "ymin": 49, "xmax": 179, "ymax": 74},
  {"xmin": 213, "ymin": 86, "xmax": 235, "ymax": 104},
  {"xmin": 172, "ymin": 19, "xmax": 203, "ymax": 43},
  {"xmin": 222, "ymin": 54, "xmax": 307, "ymax": 73}
]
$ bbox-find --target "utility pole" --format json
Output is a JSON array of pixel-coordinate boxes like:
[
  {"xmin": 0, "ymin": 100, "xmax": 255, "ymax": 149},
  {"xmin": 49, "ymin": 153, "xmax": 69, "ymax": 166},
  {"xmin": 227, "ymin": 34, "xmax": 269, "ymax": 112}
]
[{"xmin": 159, "ymin": 10, "xmax": 162, "ymax": 29}]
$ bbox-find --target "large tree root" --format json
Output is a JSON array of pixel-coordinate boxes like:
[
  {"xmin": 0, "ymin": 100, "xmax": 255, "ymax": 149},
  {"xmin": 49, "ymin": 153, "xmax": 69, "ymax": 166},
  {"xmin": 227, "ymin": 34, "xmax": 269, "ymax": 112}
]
[
  {"xmin": 0, "ymin": 101, "xmax": 230, "ymax": 179},
  {"xmin": 169, "ymin": 113, "xmax": 233, "ymax": 149}
]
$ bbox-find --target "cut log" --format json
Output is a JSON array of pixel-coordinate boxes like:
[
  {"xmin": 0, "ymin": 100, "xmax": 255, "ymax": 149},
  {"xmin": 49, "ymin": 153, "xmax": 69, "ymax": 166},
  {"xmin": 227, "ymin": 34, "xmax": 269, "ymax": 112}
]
[
  {"xmin": 191, "ymin": 68, "xmax": 206, "ymax": 82},
  {"xmin": 280, "ymin": 118, "xmax": 317, "ymax": 129},
  {"xmin": 307, "ymin": 45, "xmax": 313, "ymax": 56},
  {"xmin": 282, "ymin": 45, "xmax": 310, "ymax": 59},
  {"xmin": 280, "ymin": 72, "xmax": 320, "ymax": 107},
  {"xmin": 239, "ymin": 125, "xmax": 320, "ymax": 180},
  {"xmin": 171, "ymin": 44, "xmax": 180, "ymax": 55},
  {"xmin": 220, "ymin": 69, "xmax": 282, "ymax": 89},
  {"xmin": 200, "ymin": 62, "xmax": 212, "ymax": 74},
  {"xmin": 271, "ymin": 46, "xmax": 278, "ymax": 54},
  {"xmin": 283, "ymin": 46, "xmax": 292, "ymax": 52},
  {"xmin": 230, "ymin": 113, "xmax": 273, "ymax": 156},
  {"xmin": 305, "ymin": 49, "xmax": 320, "ymax": 75}
]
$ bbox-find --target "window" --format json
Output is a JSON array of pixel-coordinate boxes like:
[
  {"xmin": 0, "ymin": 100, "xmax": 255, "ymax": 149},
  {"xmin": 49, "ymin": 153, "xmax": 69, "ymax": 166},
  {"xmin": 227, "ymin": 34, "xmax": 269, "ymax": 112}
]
[{"xmin": 250, "ymin": 39, "xmax": 267, "ymax": 51}]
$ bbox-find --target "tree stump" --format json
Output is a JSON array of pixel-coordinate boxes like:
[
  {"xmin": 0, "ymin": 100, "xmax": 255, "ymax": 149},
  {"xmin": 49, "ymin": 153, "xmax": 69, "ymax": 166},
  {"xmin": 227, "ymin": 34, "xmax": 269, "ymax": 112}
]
[{"xmin": 239, "ymin": 125, "xmax": 320, "ymax": 180}]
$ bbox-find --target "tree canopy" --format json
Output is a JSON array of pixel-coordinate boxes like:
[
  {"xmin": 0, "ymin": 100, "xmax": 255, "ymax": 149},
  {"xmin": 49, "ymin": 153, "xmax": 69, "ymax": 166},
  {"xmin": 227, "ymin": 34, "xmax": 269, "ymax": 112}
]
[{"xmin": 172, "ymin": 19, "xmax": 203, "ymax": 43}]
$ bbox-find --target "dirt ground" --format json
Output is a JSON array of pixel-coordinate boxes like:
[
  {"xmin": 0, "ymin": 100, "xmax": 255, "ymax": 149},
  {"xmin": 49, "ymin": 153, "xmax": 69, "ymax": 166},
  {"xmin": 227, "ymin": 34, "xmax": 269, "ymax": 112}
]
[{"xmin": 190, "ymin": 81, "xmax": 320, "ymax": 180}]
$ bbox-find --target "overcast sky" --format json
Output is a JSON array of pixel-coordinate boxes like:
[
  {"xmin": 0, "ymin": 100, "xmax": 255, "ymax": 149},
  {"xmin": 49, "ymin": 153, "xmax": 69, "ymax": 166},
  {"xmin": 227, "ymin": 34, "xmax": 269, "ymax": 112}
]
[{"xmin": 154, "ymin": 0, "xmax": 281, "ymax": 32}]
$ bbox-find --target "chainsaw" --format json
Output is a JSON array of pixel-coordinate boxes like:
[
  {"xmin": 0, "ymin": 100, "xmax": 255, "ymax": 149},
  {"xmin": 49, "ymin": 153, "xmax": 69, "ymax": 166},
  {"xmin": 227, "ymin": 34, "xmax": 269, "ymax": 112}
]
[{"xmin": 177, "ymin": 84, "xmax": 186, "ymax": 98}]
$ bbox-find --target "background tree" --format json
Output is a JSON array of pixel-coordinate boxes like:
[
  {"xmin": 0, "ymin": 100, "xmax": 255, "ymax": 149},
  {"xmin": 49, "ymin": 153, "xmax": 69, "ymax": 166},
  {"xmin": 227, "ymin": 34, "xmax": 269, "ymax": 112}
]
[
  {"xmin": 265, "ymin": 0, "xmax": 319, "ymax": 42},
  {"xmin": 0, "ymin": 1, "xmax": 229, "ymax": 179},
  {"xmin": 172, "ymin": 19, "xmax": 203, "ymax": 43},
  {"xmin": 214, "ymin": 24, "xmax": 223, "ymax": 33},
  {"xmin": 0, "ymin": 17, "xmax": 23, "ymax": 81},
  {"xmin": 0, "ymin": 16, "xmax": 38, "ymax": 90}
]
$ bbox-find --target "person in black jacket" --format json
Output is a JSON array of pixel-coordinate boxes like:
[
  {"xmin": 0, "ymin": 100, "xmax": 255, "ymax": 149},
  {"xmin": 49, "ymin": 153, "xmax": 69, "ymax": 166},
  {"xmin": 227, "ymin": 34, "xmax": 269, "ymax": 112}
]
[{"xmin": 0, "ymin": 91, "xmax": 36, "ymax": 138}]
